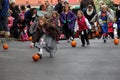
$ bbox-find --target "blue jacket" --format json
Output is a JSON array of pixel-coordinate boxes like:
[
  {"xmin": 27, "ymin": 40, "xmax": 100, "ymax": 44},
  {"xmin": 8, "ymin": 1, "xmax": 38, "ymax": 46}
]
[{"xmin": 0, "ymin": 0, "xmax": 9, "ymax": 19}]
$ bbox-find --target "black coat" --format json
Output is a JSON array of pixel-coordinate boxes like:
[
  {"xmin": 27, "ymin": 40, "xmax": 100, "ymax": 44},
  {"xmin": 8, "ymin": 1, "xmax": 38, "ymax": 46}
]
[
  {"xmin": 84, "ymin": 9, "xmax": 96, "ymax": 21},
  {"xmin": 116, "ymin": 9, "xmax": 120, "ymax": 21},
  {"xmin": 55, "ymin": 3, "xmax": 63, "ymax": 14},
  {"xmin": 80, "ymin": 0, "xmax": 96, "ymax": 12}
]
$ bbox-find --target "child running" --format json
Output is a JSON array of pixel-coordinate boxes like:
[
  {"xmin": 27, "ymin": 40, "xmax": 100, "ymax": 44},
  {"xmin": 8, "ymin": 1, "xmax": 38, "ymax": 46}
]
[
  {"xmin": 75, "ymin": 10, "xmax": 91, "ymax": 47},
  {"xmin": 32, "ymin": 17, "xmax": 60, "ymax": 58}
]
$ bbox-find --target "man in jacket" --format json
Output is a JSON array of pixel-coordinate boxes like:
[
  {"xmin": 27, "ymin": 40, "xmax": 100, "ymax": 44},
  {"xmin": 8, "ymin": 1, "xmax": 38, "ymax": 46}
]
[{"xmin": 0, "ymin": 0, "xmax": 10, "ymax": 37}]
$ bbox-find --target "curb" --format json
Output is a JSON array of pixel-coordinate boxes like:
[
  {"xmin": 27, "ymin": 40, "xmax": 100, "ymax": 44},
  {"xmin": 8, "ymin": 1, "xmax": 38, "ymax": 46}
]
[{"xmin": 0, "ymin": 38, "xmax": 15, "ymax": 44}]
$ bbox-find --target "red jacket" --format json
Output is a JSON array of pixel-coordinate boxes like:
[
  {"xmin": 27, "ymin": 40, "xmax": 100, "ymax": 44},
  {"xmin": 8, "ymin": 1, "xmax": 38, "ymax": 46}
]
[
  {"xmin": 77, "ymin": 16, "xmax": 88, "ymax": 31},
  {"xmin": 108, "ymin": 22, "xmax": 114, "ymax": 33},
  {"xmin": 8, "ymin": 16, "xmax": 14, "ymax": 29}
]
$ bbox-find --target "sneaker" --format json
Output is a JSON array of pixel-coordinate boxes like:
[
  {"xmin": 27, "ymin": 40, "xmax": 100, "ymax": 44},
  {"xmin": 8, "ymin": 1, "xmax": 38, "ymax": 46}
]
[
  {"xmin": 67, "ymin": 39, "xmax": 71, "ymax": 43},
  {"xmin": 87, "ymin": 42, "xmax": 90, "ymax": 45},
  {"xmin": 49, "ymin": 50, "xmax": 56, "ymax": 58},
  {"xmin": 104, "ymin": 39, "xmax": 106, "ymax": 43},
  {"xmin": 70, "ymin": 37, "xmax": 74, "ymax": 41},
  {"xmin": 45, "ymin": 47, "xmax": 51, "ymax": 53},
  {"xmin": 50, "ymin": 53, "xmax": 53, "ymax": 58},
  {"xmin": 5, "ymin": 31, "xmax": 10, "ymax": 37},
  {"xmin": 81, "ymin": 44, "xmax": 85, "ymax": 47},
  {"xmin": 37, "ymin": 53, "xmax": 42, "ymax": 59}
]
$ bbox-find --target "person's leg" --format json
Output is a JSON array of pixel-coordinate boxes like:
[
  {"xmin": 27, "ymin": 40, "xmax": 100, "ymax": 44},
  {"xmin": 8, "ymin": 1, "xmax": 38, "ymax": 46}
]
[
  {"xmin": 64, "ymin": 25, "xmax": 70, "ymax": 40},
  {"xmin": 37, "ymin": 48, "xmax": 43, "ymax": 58},
  {"xmin": 0, "ymin": 18, "xmax": 5, "ymax": 37},
  {"xmin": 49, "ymin": 40, "xmax": 57, "ymax": 58},
  {"xmin": 84, "ymin": 30, "xmax": 90, "ymax": 45},
  {"xmin": 80, "ymin": 31, "xmax": 85, "ymax": 46},
  {"xmin": 101, "ymin": 24, "xmax": 108, "ymax": 43},
  {"xmin": 3, "ymin": 16, "xmax": 10, "ymax": 37},
  {"xmin": 117, "ymin": 28, "xmax": 120, "ymax": 38},
  {"xmin": 69, "ymin": 28, "xmax": 74, "ymax": 41},
  {"xmin": 109, "ymin": 32, "xmax": 114, "ymax": 39},
  {"xmin": 0, "ymin": 19, "xmax": 3, "ymax": 31}
]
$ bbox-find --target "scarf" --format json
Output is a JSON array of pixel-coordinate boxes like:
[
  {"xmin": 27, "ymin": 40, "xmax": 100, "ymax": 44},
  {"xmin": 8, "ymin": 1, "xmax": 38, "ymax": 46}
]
[{"xmin": 86, "ymin": 9, "xmax": 93, "ymax": 16}]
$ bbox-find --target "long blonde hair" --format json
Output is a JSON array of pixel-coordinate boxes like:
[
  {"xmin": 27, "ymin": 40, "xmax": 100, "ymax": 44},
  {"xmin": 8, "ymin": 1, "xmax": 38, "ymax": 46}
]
[{"xmin": 77, "ymin": 10, "xmax": 84, "ymax": 16}]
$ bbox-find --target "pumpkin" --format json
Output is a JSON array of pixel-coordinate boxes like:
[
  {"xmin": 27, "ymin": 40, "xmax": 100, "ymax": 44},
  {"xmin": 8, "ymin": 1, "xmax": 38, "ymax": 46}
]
[
  {"xmin": 3, "ymin": 43, "xmax": 9, "ymax": 50},
  {"xmin": 29, "ymin": 36, "xmax": 32, "ymax": 41},
  {"xmin": 32, "ymin": 54, "xmax": 40, "ymax": 61},
  {"xmin": 95, "ymin": 31, "xmax": 99, "ymax": 36},
  {"xmin": 114, "ymin": 38, "xmax": 119, "ymax": 45},
  {"xmin": 71, "ymin": 40, "xmax": 77, "ymax": 47}
]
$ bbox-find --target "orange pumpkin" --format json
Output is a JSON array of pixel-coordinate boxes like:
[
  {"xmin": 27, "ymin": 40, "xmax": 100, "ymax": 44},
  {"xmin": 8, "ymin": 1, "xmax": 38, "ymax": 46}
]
[
  {"xmin": 3, "ymin": 43, "xmax": 9, "ymax": 50},
  {"xmin": 71, "ymin": 40, "xmax": 77, "ymax": 47},
  {"xmin": 29, "ymin": 36, "xmax": 32, "ymax": 41},
  {"xmin": 95, "ymin": 31, "xmax": 99, "ymax": 36},
  {"xmin": 114, "ymin": 38, "xmax": 119, "ymax": 45},
  {"xmin": 32, "ymin": 54, "xmax": 40, "ymax": 61}
]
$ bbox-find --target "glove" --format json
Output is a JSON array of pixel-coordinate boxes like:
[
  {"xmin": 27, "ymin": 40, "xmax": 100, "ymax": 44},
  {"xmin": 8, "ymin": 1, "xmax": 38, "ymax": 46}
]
[
  {"xmin": 68, "ymin": 20, "xmax": 71, "ymax": 23},
  {"xmin": 63, "ymin": 20, "xmax": 66, "ymax": 24}
]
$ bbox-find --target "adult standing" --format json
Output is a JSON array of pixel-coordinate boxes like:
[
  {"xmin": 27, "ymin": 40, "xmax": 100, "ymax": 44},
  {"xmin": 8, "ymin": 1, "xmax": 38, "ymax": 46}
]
[
  {"xmin": 80, "ymin": 0, "xmax": 96, "ymax": 12},
  {"xmin": 9, "ymin": 2, "xmax": 19, "ymax": 21},
  {"xmin": 0, "ymin": 0, "xmax": 10, "ymax": 37},
  {"xmin": 54, "ymin": 0, "xmax": 64, "ymax": 14},
  {"xmin": 60, "ymin": 5, "xmax": 76, "ymax": 41},
  {"xmin": 84, "ymin": 4, "xmax": 96, "ymax": 22},
  {"xmin": 83, "ymin": 4, "xmax": 96, "ymax": 39},
  {"xmin": 116, "ymin": 4, "xmax": 120, "ymax": 38},
  {"xmin": 45, "ymin": 0, "xmax": 53, "ymax": 16}
]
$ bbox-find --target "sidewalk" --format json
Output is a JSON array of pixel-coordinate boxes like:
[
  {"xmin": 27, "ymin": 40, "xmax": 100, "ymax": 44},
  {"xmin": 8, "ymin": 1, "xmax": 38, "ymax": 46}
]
[{"xmin": 0, "ymin": 37, "xmax": 15, "ymax": 44}]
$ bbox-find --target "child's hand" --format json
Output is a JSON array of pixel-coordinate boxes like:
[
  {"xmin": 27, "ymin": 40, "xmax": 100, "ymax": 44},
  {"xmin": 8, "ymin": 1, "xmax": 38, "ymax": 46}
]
[
  {"xmin": 30, "ymin": 21, "xmax": 33, "ymax": 25},
  {"xmin": 63, "ymin": 20, "xmax": 66, "ymax": 24},
  {"xmin": 68, "ymin": 20, "xmax": 71, "ymax": 23},
  {"xmin": 17, "ymin": 24, "xmax": 20, "ymax": 27}
]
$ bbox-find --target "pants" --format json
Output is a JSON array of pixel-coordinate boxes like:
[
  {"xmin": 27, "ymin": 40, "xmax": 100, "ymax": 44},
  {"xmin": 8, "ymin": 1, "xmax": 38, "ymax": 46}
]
[
  {"xmin": 101, "ymin": 23, "xmax": 108, "ymax": 34},
  {"xmin": 80, "ymin": 30, "xmax": 89, "ymax": 45},
  {"xmin": 0, "ymin": 16, "xmax": 9, "ymax": 31},
  {"xmin": 63, "ymin": 25, "xmax": 74, "ymax": 39},
  {"xmin": 117, "ymin": 28, "xmax": 120, "ymax": 38},
  {"xmin": 108, "ymin": 32, "xmax": 114, "ymax": 39}
]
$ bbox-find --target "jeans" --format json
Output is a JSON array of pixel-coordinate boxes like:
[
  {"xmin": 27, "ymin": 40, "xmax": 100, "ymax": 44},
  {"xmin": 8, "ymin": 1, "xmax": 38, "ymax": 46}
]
[{"xmin": 0, "ymin": 16, "xmax": 9, "ymax": 31}]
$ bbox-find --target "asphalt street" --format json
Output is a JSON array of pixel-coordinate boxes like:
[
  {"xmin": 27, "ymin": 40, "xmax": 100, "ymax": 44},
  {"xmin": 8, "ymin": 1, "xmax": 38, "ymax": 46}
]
[{"xmin": 0, "ymin": 38, "xmax": 120, "ymax": 80}]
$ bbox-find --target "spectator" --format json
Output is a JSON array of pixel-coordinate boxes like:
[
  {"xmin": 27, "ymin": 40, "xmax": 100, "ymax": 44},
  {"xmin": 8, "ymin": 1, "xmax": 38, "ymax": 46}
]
[
  {"xmin": 80, "ymin": 0, "xmax": 96, "ymax": 12},
  {"xmin": 54, "ymin": 0, "xmax": 64, "ymax": 14},
  {"xmin": 20, "ymin": 5, "xmax": 26, "ymax": 14},
  {"xmin": 14, "ymin": 5, "xmax": 20, "ymax": 14},
  {"xmin": 116, "ymin": 4, "xmax": 120, "ymax": 38},
  {"xmin": 37, "ymin": 4, "xmax": 48, "ymax": 17},
  {"xmin": 10, "ymin": 2, "xmax": 19, "ymax": 21},
  {"xmin": 26, "ymin": 4, "xmax": 31, "ymax": 11},
  {"xmin": 7, "ymin": 12, "xmax": 14, "ymax": 31},
  {"xmin": 84, "ymin": 4, "xmax": 96, "ymax": 22},
  {"xmin": 17, "ymin": 13, "xmax": 28, "ymax": 41},
  {"xmin": 83, "ymin": 4, "xmax": 96, "ymax": 39},
  {"xmin": 0, "ymin": 0, "xmax": 10, "ymax": 37},
  {"xmin": 45, "ymin": 0, "xmax": 53, "ymax": 16}
]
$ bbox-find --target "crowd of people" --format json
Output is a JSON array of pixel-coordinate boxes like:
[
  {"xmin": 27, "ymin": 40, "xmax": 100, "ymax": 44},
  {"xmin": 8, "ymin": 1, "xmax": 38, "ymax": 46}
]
[{"xmin": 0, "ymin": 0, "xmax": 120, "ymax": 57}]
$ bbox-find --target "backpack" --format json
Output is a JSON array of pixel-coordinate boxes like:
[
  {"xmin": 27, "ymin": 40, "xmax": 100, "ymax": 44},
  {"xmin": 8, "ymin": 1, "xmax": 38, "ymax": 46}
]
[{"xmin": 0, "ymin": 0, "xmax": 3, "ymax": 11}]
